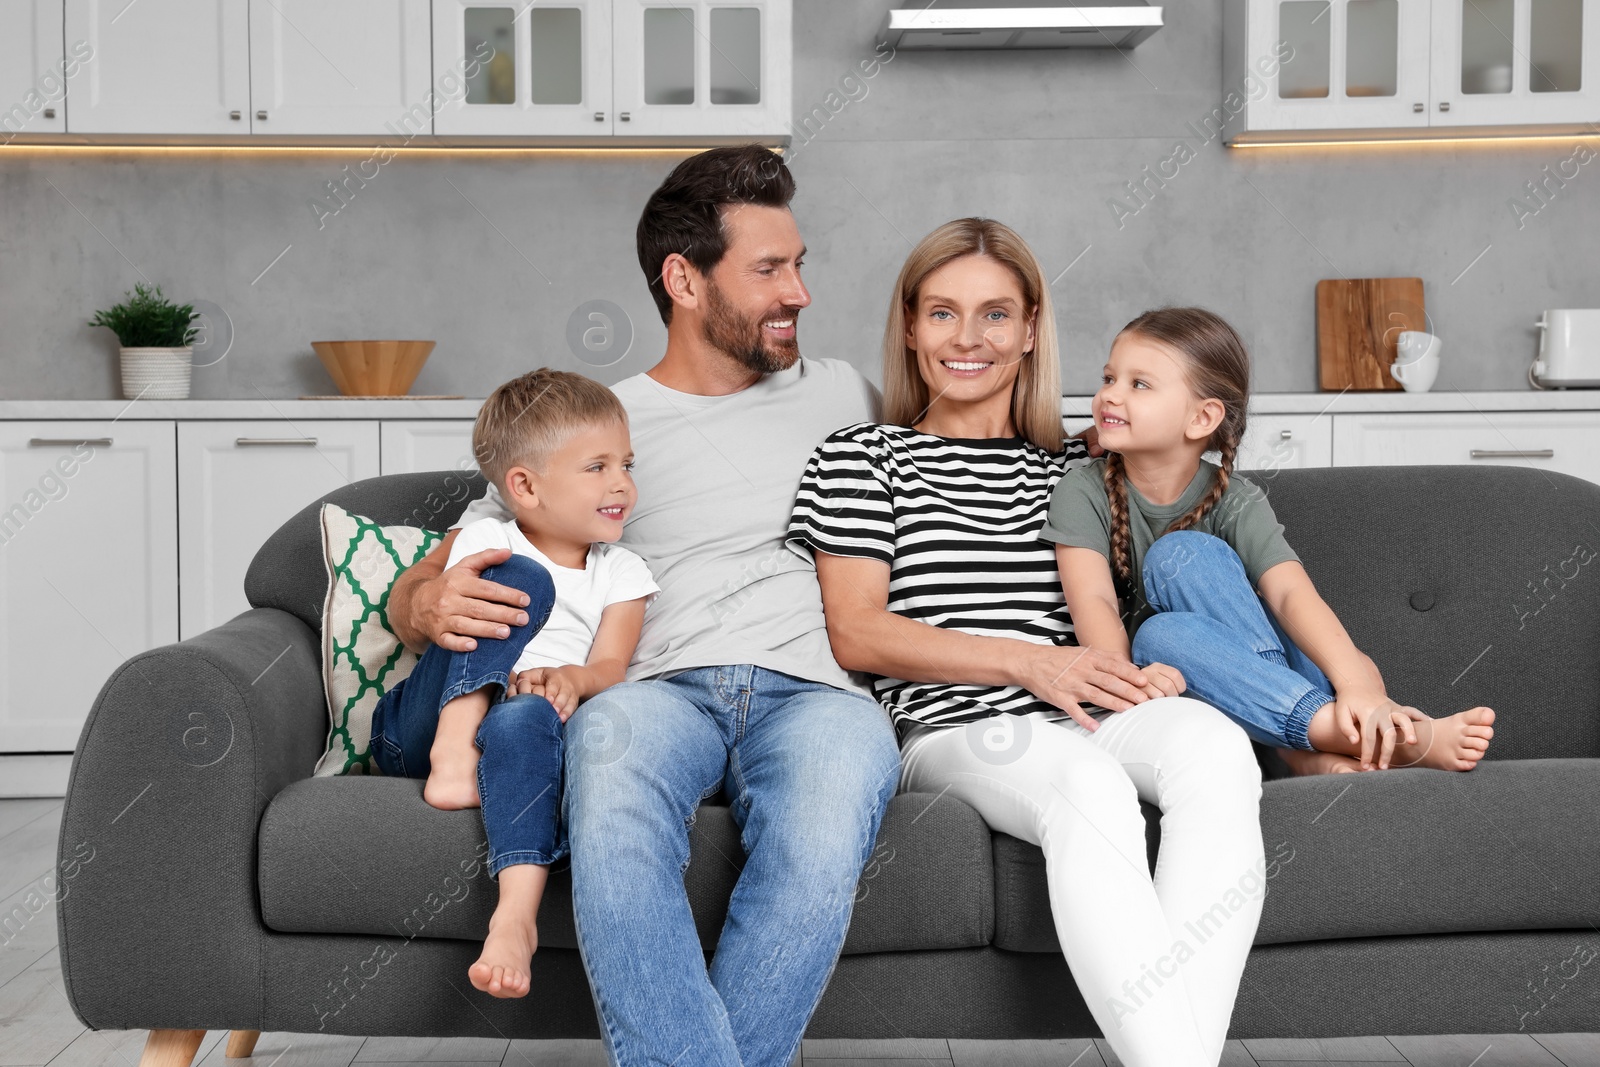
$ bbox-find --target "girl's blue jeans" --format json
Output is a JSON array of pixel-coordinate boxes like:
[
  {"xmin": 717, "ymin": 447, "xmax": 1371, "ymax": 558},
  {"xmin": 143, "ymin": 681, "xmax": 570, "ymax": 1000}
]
[
  {"xmin": 1130, "ymin": 530, "xmax": 1334, "ymax": 751},
  {"xmin": 368, "ymin": 553, "xmax": 565, "ymax": 876}
]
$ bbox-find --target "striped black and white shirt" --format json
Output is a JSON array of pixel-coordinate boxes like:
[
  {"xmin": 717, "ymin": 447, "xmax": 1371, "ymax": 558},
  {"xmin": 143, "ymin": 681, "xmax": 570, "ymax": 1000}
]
[{"xmin": 787, "ymin": 422, "xmax": 1092, "ymax": 738}]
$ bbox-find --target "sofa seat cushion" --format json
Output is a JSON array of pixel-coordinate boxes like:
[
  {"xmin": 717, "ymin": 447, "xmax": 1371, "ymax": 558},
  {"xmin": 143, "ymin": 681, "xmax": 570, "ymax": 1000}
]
[
  {"xmin": 260, "ymin": 779, "xmax": 994, "ymax": 955},
  {"xmin": 992, "ymin": 758, "xmax": 1600, "ymax": 952}
]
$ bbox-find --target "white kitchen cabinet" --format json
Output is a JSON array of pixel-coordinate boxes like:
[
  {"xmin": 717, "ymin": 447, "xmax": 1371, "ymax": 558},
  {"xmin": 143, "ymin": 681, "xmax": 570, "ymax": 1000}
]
[
  {"xmin": 1332, "ymin": 410, "xmax": 1600, "ymax": 484},
  {"xmin": 0, "ymin": 0, "xmax": 69, "ymax": 135},
  {"xmin": 1238, "ymin": 413, "xmax": 1335, "ymax": 470},
  {"xmin": 432, "ymin": 0, "xmax": 614, "ymax": 135},
  {"xmin": 380, "ymin": 420, "xmax": 479, "ymax": 474},
  {"xmin": 250, "ymin": 0, "xmax": 433, "ymax": 135},
  {"xmin": 1223, "ymin": 0, "xmax": 1599, "ymax": 142},
  {"xmin": 613, "ymin": 0, "xmax": 791, "ymax": 136},
  {"xmin": 0, "ymin": 422, "xmax": 177, "ymax": 752},
  {"xmin": 65, "ymin": 0, "xmax": 252, "ymax": 135},
  {"xmin": 1430, "ymin": 0, "xmax": 1597, "ymax": 127},
  {"xmin": 177, "ymin": 421, "xmax": 380, "ymax": 640},
  {"xmin": 1224, "ymin": 0, "xmax": 1433, "ymax": 133}
]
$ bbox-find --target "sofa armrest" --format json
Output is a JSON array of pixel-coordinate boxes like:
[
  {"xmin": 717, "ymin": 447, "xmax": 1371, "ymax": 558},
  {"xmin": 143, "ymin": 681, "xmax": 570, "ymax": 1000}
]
[{"xmin": 56, "ymin": 607, "xmax": 326, "ymax": 1031}]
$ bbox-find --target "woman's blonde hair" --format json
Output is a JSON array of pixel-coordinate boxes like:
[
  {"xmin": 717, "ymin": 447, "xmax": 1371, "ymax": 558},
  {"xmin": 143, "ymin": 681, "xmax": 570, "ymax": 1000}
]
[
  {"xmin": 1101, "ymin": 306, "xmax": 1252, "ymax": 591},
  {"xmin": 881, "ymin": 217, "xmax": 1064, "ymax": 453}
]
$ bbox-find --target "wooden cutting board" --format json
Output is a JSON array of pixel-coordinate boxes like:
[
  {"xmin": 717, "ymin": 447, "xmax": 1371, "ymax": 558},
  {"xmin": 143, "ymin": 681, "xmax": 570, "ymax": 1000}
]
[{"xmin": 1316, "ymin": 277, "xmax": 1426, "ymax": 391}]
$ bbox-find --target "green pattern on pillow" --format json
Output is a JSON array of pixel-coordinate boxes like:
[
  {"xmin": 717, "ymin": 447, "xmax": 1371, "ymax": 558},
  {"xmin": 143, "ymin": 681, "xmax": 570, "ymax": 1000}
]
[{"xmin": 317, "ymin": 503, "xmax": 444, "ymax": 776}]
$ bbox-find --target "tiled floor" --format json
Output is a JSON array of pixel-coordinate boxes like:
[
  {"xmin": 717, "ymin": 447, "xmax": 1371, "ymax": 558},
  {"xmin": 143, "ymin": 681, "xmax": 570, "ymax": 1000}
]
[{"xmin": 3, "ymin": 798, "xmax": 1596, "ymax": 1067}]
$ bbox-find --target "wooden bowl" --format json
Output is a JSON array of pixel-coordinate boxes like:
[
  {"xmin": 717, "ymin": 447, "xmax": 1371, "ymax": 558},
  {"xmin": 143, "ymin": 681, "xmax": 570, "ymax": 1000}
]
[{"xmin": 311, "ymin": 340, "xmax": 436, "ymax": 397}]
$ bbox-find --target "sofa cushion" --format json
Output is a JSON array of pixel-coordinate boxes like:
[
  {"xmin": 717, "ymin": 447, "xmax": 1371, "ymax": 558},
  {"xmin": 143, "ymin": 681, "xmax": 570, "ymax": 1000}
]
[
  {"xmin": 315, "ymin": 503, "xmax": 445, "ymax": 776},
  {"xmin": 259, "ymin": 779, "xmax": 994, "ymax": 955},
  {"xmin": 992, "ymin": 757, "xmax": 1600, "ymax": 951},
  {"xmin": 1231, "ymin": 465, "xmax": 1600, "ymax": 761}
]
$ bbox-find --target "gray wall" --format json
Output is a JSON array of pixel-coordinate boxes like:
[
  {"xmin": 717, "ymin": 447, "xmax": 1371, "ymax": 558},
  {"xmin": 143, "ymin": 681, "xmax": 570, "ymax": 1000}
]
[{"xmin": 1, "ymin": 0, "xmax": 1594, "ymax": 401}]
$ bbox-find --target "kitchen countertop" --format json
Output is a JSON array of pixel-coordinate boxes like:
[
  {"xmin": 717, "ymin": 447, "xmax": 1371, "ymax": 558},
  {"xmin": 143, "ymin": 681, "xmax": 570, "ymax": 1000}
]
[{"xmin": 3, "ymin": 389, "xmax": 1600, "ymax": 420}]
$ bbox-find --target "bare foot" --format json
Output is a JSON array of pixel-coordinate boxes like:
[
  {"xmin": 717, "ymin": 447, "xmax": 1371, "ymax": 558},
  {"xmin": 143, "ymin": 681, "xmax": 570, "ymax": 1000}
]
[
  {"xmin": 1388, "ymin": 706, "xmax": 1495, "ymax": 771},
  {"xmin": 469, "ymin": 914, "xmax": 537, "ymax": 998},
  {"xmin": 422, "ymin": 743, "xmax": 481, "ymax": 809},
  {"xmin": 1281, "ymin": 748, "xmax": 1367, "ymax": 776}
]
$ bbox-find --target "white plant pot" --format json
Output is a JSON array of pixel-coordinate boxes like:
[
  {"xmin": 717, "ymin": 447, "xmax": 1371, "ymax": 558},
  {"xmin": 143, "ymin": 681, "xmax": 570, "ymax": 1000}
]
[{"xmin": 119, "ymin": 346, "xmax": 193, "ymax": 400}]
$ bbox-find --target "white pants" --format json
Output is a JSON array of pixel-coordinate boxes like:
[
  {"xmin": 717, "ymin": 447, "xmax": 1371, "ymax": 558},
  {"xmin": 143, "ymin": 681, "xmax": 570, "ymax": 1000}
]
[{"xmin": 899, "ymin": 698, "xmax": 1265, "ymax": 1067}]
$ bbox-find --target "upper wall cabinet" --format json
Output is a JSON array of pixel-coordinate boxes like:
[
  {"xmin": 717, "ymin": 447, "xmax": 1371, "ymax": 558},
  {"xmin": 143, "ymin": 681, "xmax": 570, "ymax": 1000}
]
[
  {"xmin": 432, "ymin": 0, "xmax": 615, "ymax": 135},
  {"xmin": 0, "ymin": 0, "xmax": 69, "ymax": 135},
  {"xmin": 250, "ymin": 0, "xmax": 433, "ymax": 134},
  {"xmin": 1431, "ymin": 0, "xmax": 1597, "ymax": 126},
  {"xmin": 65, "ymin": 0, "xmax": 251, "ymax": 135},
  {"xmin": 1223, "ymin": 0, "xmax": 1599, "ymax": 142},
  {"xmin": 65, "ymin": 0, "xmax": 432, "ymax": 136},
  {"xmin": 612, "ymin": 0, "xmax": 792, "ymax": 136}
]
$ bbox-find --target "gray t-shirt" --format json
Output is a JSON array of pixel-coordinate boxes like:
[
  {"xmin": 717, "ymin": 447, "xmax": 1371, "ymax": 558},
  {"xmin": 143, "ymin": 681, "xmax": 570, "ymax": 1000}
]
[
  {"xmin": 1039, "ymin": 457, "xmax": 1299, "ymax": 641},
  {"xmin": 451, "ymin": 357, "xmax": 880, "ymax": 689}
]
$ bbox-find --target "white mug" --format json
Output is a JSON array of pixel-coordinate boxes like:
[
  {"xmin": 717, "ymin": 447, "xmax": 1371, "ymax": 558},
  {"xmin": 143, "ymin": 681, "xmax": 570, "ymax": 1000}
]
[{"xmin": 1392, "ymin": 331, "xmax": 1441, "ymax": 392}]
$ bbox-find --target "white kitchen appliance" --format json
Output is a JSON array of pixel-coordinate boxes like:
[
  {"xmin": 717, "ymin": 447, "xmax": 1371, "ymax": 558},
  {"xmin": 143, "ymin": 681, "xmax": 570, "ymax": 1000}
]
[{"xmin": 1531, "ymin": 310, "xmax": 1600, "ymax": 389}]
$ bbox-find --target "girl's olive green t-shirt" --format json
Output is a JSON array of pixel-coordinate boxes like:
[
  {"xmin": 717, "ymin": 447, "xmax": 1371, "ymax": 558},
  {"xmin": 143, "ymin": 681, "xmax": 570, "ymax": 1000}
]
[{"xmin": 1039, "ymin": 457, "xmax": 1300, "ymax": 640}]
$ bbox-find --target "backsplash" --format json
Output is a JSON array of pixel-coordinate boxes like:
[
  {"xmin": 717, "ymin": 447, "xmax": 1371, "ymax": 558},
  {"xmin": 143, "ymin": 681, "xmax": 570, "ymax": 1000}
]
[{"xmin": 0, "ymin": 0, "xmax": 1594, "ymax": 401}]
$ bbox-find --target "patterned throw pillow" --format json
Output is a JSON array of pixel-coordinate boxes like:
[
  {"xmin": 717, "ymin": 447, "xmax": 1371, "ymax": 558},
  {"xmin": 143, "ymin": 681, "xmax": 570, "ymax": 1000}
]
[{"xmin": 316, "ymin": 503, "xmax": 444, "ymax": 776}]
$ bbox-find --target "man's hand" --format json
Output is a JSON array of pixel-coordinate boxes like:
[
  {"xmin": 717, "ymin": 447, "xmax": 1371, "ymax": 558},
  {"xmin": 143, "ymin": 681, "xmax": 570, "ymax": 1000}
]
[
  {"xmin": 513, "ymin": 666, "xmax": 584, "ymax": 721},
  {"xmin": 1333, "ymin": 690, "xmax": 1425, "ymax": 770},
  {"xmin": 411, "ymin": 546, "xmax": 532, "ymax": 653},
  {"xmin": 1071, "ymin": 423, "xmax": 1105, "ymax": 458},
  {"xmin": 1016, "ymin": 644, "xmax": 1152, "ymax": 731}
]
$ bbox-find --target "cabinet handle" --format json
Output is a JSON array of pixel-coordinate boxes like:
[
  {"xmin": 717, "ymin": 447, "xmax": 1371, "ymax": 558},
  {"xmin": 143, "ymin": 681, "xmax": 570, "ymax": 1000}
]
[
  {"xmin": 1439, "ymin": 101, "xmax": 1451, "ymax": 112},
  {"xmin": 235, "ymin": 437, "xmax": 318, "ymax": 446},
  {"xmin": 1470, "ymin": 448, "xmax": 1553, "ymax": 459},
  {"xmin": 1279, "ymin": 430, "xmax": 1293, "ymax": 439},
  {"xmin": 620, "ymin": 111, "xmax": 631, "ymax": 122},
  {"xmin": 29, "ymin": 437, "xmax": 112, "ymax": 447},
  {"xmin": 230, "ymin": 110, "xmax": 242, "ymax": 120},
  {"xmin": 594, "ymin": 111, "xmax": 605, "ymax": 121},
  {"xmin": 256, "ymin": 110, "xmax": 268, "ymax": 121},
  {"xmin": 43, "ymin": 107, "xmax": 56, "ymax": 119},
  {"xmin": 1412, "ymin": 102, "xmax": 1424, "ymax": 112}
]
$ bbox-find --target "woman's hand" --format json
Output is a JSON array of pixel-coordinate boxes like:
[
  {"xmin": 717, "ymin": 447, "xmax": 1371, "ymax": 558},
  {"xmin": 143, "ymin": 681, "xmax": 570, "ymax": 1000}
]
[
  {"xmin": 1333, "ymin": 689, "xmax": 1425, "ymax": 769},
  {"xmin": 1071, "ymin": 423, "xmax": 1105, "ymax": 457},
  {"xmin": 1016, "ymin": 644, "xmax": 1154, "ymax": 731},
  {"xmin": 513, "ymin": 666, "xmax": 583, "ymax": 721}
]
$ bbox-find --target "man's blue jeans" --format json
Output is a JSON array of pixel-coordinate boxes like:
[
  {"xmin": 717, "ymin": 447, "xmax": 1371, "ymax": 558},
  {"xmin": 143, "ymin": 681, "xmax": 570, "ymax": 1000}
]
[
  {"xmin": 1130, "ymin": 530, "xmax": 1334, "ymax": 751},
  {"xmin": 563, "ymin": 665, "xmax": 901, "ymax": 1067},
  {"xmin": 368, "ymin": 553, "xmax": 566, "ymax": 876}
]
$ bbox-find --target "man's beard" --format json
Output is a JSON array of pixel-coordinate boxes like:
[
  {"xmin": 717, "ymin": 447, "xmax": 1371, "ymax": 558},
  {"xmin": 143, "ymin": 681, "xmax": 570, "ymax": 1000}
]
[{"xmin": 702, "ymin": 278, "xmax": 799, "ymax": 375}]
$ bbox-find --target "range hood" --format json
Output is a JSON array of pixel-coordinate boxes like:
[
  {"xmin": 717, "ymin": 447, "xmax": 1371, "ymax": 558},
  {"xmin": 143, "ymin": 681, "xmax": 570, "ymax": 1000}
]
[{"xmin": 878, "ymin": 4, "xmax": 1163, "ymax": 50}]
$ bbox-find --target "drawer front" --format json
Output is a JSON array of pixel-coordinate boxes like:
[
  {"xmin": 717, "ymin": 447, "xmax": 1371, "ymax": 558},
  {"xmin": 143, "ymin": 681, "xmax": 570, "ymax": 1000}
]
[
  {"xmin": 1063, "ymin": 413, "xmax": 1334, "ymax": 471},
  {"xmin": 1333, "ymin": 412, "xmax": 1600, "ymax": 485}
]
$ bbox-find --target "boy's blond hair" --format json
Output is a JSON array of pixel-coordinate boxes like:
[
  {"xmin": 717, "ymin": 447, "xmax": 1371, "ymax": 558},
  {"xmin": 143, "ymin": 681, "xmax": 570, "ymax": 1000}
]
[{"xmin": 472, "ymin": 368, "xmax": 627, "ymax": 490}]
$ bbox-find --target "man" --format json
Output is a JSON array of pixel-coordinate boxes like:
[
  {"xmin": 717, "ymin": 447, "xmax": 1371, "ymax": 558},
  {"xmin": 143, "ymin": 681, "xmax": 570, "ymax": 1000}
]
[{"xmin": 389, "ymin": 145, "xmax": 901, "ymax": 1067}]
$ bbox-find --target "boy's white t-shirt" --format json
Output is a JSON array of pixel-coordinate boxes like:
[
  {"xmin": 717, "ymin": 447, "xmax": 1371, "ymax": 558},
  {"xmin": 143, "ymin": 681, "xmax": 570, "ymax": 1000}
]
[{"xmin": 446, "ymin": 517, "xmax": 660, "ymax": 674}]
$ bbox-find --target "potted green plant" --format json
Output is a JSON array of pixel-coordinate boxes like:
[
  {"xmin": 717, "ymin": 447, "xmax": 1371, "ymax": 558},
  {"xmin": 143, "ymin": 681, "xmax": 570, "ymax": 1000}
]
[{"xmin": 89, "ymin": 282, "xmax": 201, "ymax": 400}]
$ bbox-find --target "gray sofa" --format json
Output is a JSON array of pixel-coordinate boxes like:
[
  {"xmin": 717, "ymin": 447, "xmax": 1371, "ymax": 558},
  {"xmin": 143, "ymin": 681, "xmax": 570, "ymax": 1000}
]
[{"xmin": 56, "ymin": 463, "xmax": 1600, "ymax": 1058}]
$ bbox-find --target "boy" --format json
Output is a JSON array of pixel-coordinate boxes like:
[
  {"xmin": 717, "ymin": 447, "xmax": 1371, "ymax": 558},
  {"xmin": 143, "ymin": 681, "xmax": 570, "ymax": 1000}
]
[{"xmin": 368, "ymin": 368, "xmax": 658, "ymax": 999}]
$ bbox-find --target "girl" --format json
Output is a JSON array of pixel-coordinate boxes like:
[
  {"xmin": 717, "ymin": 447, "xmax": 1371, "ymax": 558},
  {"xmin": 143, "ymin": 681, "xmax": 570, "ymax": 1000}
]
[{"xmin": 1044, "ymin": 306, "xmax": 1496, "ymax": 774}]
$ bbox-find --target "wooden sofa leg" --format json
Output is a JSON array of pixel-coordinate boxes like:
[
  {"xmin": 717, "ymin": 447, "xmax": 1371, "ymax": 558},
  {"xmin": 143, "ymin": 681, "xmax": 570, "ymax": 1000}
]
[
  {"xmin": 225, "ymin": 1032, "xmax": 261, "ymax": 1059},
  {"xmin": 138, "ymin": 1030, "xmax": 206, "ymax": 1067}
]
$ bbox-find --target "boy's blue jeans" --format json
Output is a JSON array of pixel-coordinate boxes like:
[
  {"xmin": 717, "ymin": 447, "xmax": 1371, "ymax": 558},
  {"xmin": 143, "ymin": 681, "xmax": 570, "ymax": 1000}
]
[
  {"xmin": 368, "ymin": 554, "xmax": 564, "ymax": 876},
  {"xmin": 562, "ymin": 665, "xmax": 901, "ymax": 1067},
  {"xmin": 1130, "ymin": 530, "xmax": 1334, "ymax": 751}
]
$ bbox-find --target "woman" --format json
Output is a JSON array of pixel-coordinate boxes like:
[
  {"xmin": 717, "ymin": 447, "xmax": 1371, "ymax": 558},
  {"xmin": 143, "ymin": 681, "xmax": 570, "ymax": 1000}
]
[{"xmin": 786, "ymin": 218, "xmax": 1264, "ymax": 1066}]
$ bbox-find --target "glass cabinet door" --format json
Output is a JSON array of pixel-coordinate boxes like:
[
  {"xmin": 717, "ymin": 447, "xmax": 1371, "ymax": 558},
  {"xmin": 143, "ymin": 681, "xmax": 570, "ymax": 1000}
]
[
  {"xmin": 613, "ymin": 0, "xmax": 790, "ymax": 136},
  {"xmin": 1431, "ymin": 0, "xmax": 1598, "ymax": 125},
  {"xmin": 432, "ymin": 0, "xmax": 612, "ymax": 136},
  {"xmin": 0, "ymin": 0, "xmax": 67, "ymax": 135},
  {"xmin": 1249, "ymin": 0, "xmax": 1431, "ymax": 129}
]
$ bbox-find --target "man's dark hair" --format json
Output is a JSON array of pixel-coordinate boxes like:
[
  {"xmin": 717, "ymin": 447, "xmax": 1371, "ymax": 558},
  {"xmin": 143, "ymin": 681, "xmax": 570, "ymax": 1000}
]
[{"xmin": 636, "ymin": 144, "xmax": 796, "ymax": 325}]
